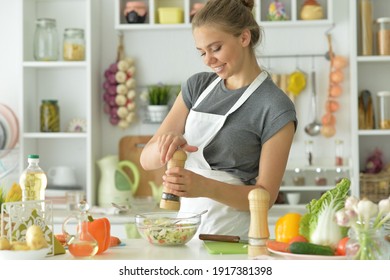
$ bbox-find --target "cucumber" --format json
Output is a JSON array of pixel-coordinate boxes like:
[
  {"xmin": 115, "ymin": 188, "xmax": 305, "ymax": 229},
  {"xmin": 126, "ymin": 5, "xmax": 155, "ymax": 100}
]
[{"xmin": 289, "ymin": 242, "xmax": 335, "ymax": 256}]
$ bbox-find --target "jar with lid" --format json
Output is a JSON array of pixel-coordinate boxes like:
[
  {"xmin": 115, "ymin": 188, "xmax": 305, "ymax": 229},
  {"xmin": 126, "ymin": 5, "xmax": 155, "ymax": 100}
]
[
  {"xmin": 63, "ymin": 28, "xmax": 85, "ymax": 61},
  {"xmin": 124, "ymin": 1, "xmax": 147, "ymax": 23},
  {"xmin": 335, "ymin": 139, "xmax": 344, "ymax": 166},
  {"xmin": 40, "ymin": 100, "xmax": 60, "ymax": 132},
  {"xmin": 292, "ymin": 168, "xmax": 306, "ymax": 186},
  {"xmin": 376, "ymin": 17, "xmax": 390, "ymax": 56},
  {"xmin": 360, "ymin": 0, "xmax": 373, "ymax": 56},
  {"xmin": 377, "ymin": 91, "xmax": 390, "ymax": 129},
  {"xmin": 19, "ymin": 154, "xmax": 47, "ymax": 201},
  {"xmin": 315, "ymin": 167, "xmax": 327, "ymax": 186},
  {"xmin": 305, "ymin": 140, "xmax": 313, "ymax": 166},
  {"xmin": 33, "ymin": 18, "xmax": 59, "ymax": 61}
]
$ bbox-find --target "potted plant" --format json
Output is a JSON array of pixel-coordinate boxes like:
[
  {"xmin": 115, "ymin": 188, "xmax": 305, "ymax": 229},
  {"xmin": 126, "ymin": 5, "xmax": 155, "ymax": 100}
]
[{"xmin": 142, "ymin": 83, "xmax": 175, "ymax": 122}]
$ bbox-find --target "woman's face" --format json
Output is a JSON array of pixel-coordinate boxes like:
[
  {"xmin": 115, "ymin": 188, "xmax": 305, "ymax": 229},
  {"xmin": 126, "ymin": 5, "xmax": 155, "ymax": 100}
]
[{"xmin": 193, "ymin": 26, "xmax": 249, "ymax": 80}]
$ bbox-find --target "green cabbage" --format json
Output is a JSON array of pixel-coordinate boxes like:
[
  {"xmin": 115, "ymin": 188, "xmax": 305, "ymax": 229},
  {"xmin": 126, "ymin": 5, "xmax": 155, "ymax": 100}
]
[{"xmin": 299, "ymin": 178, "xmax": 351, "ymax": 249}]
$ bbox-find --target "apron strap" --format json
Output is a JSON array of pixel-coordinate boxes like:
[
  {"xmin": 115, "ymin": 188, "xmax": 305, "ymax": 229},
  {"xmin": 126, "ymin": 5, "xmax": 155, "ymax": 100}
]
[
  {"xmin": 193, "ymin": 77, "xmax": 222, "ymax": 109},
  {"xmin": 226, "ymin": 71, "xmax": 268, "ymax": 116}
]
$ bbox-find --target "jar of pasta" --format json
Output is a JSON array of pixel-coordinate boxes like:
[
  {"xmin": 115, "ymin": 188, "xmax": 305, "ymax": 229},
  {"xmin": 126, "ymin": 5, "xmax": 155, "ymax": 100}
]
[
  {"xmin": 63, "ymin": 28, "xmax": 85, "ymax": 61},
  {"xmin": 40, "ymin": 100, "xmax": 60, "ymax": 132},
  {"xmin": 376, "ymin": 17, "xmax": 390, "ymax": 56},
  {"xmin": 377, "ymin": 91, "xmax": 390, "ymax": 129}
]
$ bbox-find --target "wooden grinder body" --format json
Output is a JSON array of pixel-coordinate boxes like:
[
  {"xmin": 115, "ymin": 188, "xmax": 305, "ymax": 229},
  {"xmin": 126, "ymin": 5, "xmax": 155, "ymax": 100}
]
[
  {"xmin": 159, "ymin": 150, "xmax": 187, "ymax": 210},
  {"xmin": 248, "ymin": 188, "xmax": 270, "ymax": 257}
]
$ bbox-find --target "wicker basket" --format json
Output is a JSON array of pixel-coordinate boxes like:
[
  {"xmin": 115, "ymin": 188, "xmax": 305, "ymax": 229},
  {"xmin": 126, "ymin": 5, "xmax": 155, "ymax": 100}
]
[{"xmin": 360, "ymin": 172, "xmax": 390, "ymax": 203}]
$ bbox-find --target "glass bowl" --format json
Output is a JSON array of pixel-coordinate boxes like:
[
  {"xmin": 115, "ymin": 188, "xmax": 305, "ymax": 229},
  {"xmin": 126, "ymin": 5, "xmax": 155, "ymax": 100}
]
[{"xmin": 135, "ymin": 211, "xmax": 201, "ymax": 246}]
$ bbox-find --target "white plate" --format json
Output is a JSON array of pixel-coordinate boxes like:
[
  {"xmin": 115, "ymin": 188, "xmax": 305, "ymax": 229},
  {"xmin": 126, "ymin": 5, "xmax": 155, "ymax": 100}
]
[
  {"xmin": 0, "ymin": 248, "xmax": 50, "ymax": 260},
  {"xmin": 268, "ymin": 248, "xmax": 347, "ymax": 260},
  {"xmin": 0, "ymin": 120, "xmax": 6, "ymax": 149},
  {"xmin": 0, "ymin": 103, "xmax": 19, "ymax": 150}
]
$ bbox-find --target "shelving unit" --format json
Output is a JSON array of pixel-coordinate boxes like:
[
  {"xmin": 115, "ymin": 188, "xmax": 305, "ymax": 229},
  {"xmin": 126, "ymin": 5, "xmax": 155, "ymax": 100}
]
[
  {"xmin": 350, "ymin": 0, "xmax": 390, "ymax": 201},
  {"xmin": 18, "ymin": 0, "xmax": 101, "ymax": 205},
  {"xmin": 115, "ymin": 0, "xmax": 333, "ymax": 30}
]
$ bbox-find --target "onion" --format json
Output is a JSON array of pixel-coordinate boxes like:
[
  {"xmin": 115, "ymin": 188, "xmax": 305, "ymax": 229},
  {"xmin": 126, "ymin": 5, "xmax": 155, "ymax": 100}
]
[
  {"xmin": 330, "ymin": 70, "xmax": 344, "ymax": 83},
  {"xmin": 320, "ymin": 125, "xmax": 336, "ymax": 138}
]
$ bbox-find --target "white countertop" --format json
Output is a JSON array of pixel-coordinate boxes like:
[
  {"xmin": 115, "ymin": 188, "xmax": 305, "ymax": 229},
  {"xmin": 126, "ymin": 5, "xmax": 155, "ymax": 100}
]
[{"xmin": 48, "ymin": 238, "xmax": 253, "ymax": 260}]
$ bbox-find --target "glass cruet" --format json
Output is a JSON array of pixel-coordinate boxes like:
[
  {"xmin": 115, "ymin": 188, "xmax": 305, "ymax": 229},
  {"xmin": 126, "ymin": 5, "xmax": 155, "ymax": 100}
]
[{"xmin": 62, "ymin": 201, "xmax": 98, "ymax": 257}]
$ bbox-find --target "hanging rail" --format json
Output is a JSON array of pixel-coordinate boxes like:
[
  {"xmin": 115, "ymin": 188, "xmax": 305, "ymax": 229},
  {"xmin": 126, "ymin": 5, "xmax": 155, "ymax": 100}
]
[{"xmin": 257, "ymin": 53, "xmax": 326, "ymax": 59}]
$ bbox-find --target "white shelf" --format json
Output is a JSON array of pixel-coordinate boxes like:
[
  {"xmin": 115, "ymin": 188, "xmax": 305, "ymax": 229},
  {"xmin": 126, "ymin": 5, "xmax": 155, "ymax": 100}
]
[
  {"xmin": 358, "ymin": 129, "xmax": 390, "ymax": 136},
  {"xmin": 23, "ymin": 61, "xmax": 88, "ymax": 68},
  {"xmin": 357, "ymin": 56, "xmax": 390, "ymax": 63},
  {"xmin": 115, "ymin": 0, "xmax": 333, "ymax": 30},
  {"xmin": 19, "ymin": 0, "xmax": 101, "ymax": 205},
  {"xmin": 23, "ymin": 132, "xmax": 87, "ymax": 139},
  {"xmin": 350, "ymin": 0, "xmax": 390, "ymax": 200},
  {"xmin": 280, "ymin": 185, "xmax": 335, "ymax": 191}
]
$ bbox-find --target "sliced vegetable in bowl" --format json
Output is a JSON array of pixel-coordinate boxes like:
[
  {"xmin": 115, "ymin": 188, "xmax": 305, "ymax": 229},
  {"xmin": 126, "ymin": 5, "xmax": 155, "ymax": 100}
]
[{"xmin": 135, "ymin": 212, "xmax": 201, "ymax": 246}]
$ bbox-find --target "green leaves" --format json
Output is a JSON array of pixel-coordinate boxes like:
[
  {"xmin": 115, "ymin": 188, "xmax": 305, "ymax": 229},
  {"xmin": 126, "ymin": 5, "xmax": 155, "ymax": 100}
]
[{"xmin": 147, "ymin": 84, "xmax": 171, "ymax": 105}]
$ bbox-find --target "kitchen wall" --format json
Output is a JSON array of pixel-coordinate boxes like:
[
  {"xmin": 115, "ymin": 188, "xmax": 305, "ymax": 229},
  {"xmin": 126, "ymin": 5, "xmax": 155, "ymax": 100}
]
[{"xmin": 0, "ymin": 0, "xmax": 351, "ymax": 164}]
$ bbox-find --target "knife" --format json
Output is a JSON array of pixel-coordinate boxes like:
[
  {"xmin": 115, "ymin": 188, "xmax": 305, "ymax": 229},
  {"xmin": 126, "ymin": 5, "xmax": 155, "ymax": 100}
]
[{"xmin": 199, "ymin": 234, "xmax": 248, "ymax": 244}]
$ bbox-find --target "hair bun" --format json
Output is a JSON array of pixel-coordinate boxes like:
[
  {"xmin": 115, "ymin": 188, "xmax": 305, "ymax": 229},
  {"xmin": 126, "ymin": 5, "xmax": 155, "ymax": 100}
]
[{"xmin": 241, "ymin": 0, "xmax": 254, "ymax": 10}]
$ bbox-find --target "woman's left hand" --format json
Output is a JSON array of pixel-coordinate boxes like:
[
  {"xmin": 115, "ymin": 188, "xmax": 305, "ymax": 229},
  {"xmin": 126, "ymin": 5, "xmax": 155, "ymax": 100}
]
[{"xmin": 162, "ymin": 167, "xmax": 206, "ymax": 198}]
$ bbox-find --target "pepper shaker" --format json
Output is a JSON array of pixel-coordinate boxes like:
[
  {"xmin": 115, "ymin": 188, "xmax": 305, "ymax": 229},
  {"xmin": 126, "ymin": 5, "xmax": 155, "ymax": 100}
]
[
  {"xmin": 248, "ymin": 188, "xmax": 270, "ymax": 258},
  {"xmin": 159, "ymin": 149, "xmax": 187, "ymax": 210}
]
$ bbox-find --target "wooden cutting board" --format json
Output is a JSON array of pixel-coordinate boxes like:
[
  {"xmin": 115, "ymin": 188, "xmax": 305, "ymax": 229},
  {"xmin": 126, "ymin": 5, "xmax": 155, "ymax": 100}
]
[{"xmin": 119, "ymin": 135, "xmax": 165, "ymax": 197}]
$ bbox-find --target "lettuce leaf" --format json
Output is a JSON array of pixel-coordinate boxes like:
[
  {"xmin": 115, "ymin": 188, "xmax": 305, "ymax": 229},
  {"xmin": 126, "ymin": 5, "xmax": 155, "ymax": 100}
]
[{"xmin": 299, "ymin": 178, "xmax": 351, "ymax": 246}]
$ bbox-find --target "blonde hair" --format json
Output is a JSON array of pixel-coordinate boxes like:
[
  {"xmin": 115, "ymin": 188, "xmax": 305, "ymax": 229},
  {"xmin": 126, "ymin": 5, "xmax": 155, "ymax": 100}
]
[{"xmin": 192, "ymin": 0, "xmax": 262, "ymax": 49}]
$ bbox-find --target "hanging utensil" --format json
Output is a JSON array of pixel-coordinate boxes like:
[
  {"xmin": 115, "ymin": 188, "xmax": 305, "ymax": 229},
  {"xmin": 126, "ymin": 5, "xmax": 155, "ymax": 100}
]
[{"xmin": 304, "ymin": 71, "xmax": 322, "ymax": 136}]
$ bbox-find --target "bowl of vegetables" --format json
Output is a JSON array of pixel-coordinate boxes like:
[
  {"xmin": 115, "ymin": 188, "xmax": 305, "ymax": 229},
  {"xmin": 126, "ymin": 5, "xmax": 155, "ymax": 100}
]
[{"xmin": 135, "ymin": 211, "xmax": 201, "ymax": 246}]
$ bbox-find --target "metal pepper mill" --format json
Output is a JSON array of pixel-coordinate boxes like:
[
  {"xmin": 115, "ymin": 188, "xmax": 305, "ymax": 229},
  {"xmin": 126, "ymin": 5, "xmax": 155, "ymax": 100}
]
[
  {"xmin": 248, "ymin": 188, "xmax": 270, "ymax": 258},
  {"xmin": 159, "ymin": 149, "xmax": 187, "ymax": 210}
]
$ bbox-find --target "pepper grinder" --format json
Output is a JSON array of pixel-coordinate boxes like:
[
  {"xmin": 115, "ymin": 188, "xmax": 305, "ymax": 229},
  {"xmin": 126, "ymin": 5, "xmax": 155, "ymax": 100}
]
[
  {"xmin": 248, "ymin": 188, "xmax": 270, "ymax": 258},
  {"xmin": 159, "ymin": 149, "xmax": 187, "ymax": 210}
]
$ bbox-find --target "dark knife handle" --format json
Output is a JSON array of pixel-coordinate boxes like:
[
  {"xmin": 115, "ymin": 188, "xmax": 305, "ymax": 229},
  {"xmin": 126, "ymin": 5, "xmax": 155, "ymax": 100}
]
[{"xmin": 199, "ymin": 234, "xmax": 240, "ymax": 243}]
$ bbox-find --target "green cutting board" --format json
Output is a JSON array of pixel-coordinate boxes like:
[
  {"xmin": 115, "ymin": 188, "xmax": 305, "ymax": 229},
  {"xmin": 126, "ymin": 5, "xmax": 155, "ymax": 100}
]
[{"xmin": 203, "ymin": 241, "xmax": 248, "ymax": 254}]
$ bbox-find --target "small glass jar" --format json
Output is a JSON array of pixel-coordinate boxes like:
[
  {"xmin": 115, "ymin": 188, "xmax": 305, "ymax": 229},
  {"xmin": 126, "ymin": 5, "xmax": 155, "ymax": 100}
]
[
  {"xmin": 376, "ymin": 17, "xmax": 390, "ymax": 56},
  {"xmin": 305, "ymin": 140, "xmax": 313, "ymax": 166},
  {"xmin": 63, "ymin": 28, "xmax": 85, "ymax": 61},
  {"xmin": 124, "ymin": 1, "xmax": 147, "ymax": 23},
  {"xmin": 315, "ymin": 167, "xmax": 327, "ymax": 186},
  {"xmin": 33, "ymin": 18, "xmax": 59, "ymax": 61},
  {"xmin": 40, "ymin": 100, "xmax": 60, "ymax": 132},
  {"xmin": 292, "ymin": 168, "xmax": 306, "ymax": 186},
  {"xmin": 346, "ymin": 227, "xmax": 389, "ymax": 260},
  {"xmin": 377, "ymin": 91, "xmax": 390, "ymax": 129},
  {"xmin": 335, "ymin": 139, "xmax": 344, "ymax": 166}
]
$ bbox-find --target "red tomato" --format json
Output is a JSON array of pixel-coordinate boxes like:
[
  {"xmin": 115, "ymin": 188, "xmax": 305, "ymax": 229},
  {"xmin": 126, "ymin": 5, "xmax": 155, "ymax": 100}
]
[
  {"xmin": 336, "ymin": 237, "xmax": 349, "ymax": 256},
  {"xmin": 288, "ymin": 235, "xmax": 308, "ymax": 245}
]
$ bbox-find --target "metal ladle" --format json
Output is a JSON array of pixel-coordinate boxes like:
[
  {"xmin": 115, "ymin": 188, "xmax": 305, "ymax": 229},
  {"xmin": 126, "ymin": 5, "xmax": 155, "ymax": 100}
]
[{"xmin": 304, "ymin": 71, "xmax": 322, "ymax": 136}]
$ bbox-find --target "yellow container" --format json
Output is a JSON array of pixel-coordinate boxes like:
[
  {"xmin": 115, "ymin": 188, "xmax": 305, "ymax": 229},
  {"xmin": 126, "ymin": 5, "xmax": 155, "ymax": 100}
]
[{"xmin": 158, "ymin": 7, "xmax": 184, "ymax": 24}]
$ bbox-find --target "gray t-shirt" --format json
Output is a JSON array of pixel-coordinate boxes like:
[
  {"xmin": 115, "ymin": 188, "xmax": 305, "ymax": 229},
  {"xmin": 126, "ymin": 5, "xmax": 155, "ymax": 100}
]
[{"xmin": 182, "ymin": 71, "xmax": 297, "ymax": 185}]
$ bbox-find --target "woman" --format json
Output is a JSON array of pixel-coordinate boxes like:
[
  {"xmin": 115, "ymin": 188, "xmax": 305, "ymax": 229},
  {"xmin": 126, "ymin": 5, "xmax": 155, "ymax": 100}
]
[{"xmin": 140, "ymin": 0, "xmax": 297, "ymax": 239}]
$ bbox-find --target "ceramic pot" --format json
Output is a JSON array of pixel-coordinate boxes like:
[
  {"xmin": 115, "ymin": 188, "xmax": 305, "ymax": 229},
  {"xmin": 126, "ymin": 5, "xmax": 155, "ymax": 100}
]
[{"xmin": 124, "ymin": 1, "xmax": 147, "ymax": 23}]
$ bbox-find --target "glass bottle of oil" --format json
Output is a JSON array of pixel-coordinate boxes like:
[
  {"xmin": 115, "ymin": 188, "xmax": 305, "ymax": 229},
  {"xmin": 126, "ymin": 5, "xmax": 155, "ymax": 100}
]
[
  {"xmin": 63, "ymin": 201, "xmax": 98, "ymax": 258},
  {"xmin": 19, "ymin": 154, "xmax": 48, "ymax": 201}
]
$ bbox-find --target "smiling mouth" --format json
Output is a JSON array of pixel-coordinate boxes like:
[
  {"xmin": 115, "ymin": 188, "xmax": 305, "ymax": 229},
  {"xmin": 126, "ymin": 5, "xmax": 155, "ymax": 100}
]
[{"xmin": 213, "ymin": 65, "xmax": 224, "ymax": 73}]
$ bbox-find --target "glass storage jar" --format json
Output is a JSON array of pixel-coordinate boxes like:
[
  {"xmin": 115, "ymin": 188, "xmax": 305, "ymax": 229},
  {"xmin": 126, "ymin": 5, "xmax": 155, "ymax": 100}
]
[
  {"xmin": 33, "ymin": 18, "xmax": 59, "ymax": 61},
  {"xmin": 40, "ymin": 100, "xmax": 60, "ymax": 132},
  {"xmin": 360, "ymin": 0, "xmax": 373, "ymax": 55},
  {"xmin": 335, "ymin": 139, "xmax": 344, "ymax": 166},
  {"xmin": 377, "ymin": 91, "xmax": 390, "ymax": 129},
  {"xmin": 376, "ymin": 17, "xmax": 390, "ymax": 56},
  {"xmin": 63, "ymin": 28, "xmax": 85, "ymax": 61}
]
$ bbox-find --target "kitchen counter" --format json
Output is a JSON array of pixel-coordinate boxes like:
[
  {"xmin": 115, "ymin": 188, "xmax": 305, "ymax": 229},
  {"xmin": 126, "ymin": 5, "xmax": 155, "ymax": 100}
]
[{"xmin": 48, "ymin": 238, "xmax": 253, "ymax": 260}]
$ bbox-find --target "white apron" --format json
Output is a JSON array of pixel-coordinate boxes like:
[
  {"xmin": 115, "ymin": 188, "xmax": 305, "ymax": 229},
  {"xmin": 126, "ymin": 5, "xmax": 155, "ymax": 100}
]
[{"xmin": 180, "ymin": 71, "xmax": 268, "ymax": 239}]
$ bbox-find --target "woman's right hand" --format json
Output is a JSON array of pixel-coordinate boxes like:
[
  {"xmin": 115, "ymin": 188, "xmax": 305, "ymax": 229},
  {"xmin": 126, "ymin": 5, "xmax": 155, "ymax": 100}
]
[{"xmin": 157, "ymin": 132, "xmax": 198, "ymax": 165}]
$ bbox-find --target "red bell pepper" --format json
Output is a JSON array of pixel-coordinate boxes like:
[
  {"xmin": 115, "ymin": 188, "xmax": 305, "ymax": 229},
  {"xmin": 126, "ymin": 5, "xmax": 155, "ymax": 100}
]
[{"xmin": 87, "ymin": 215, "xmax": 111, "ymax": 254}]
